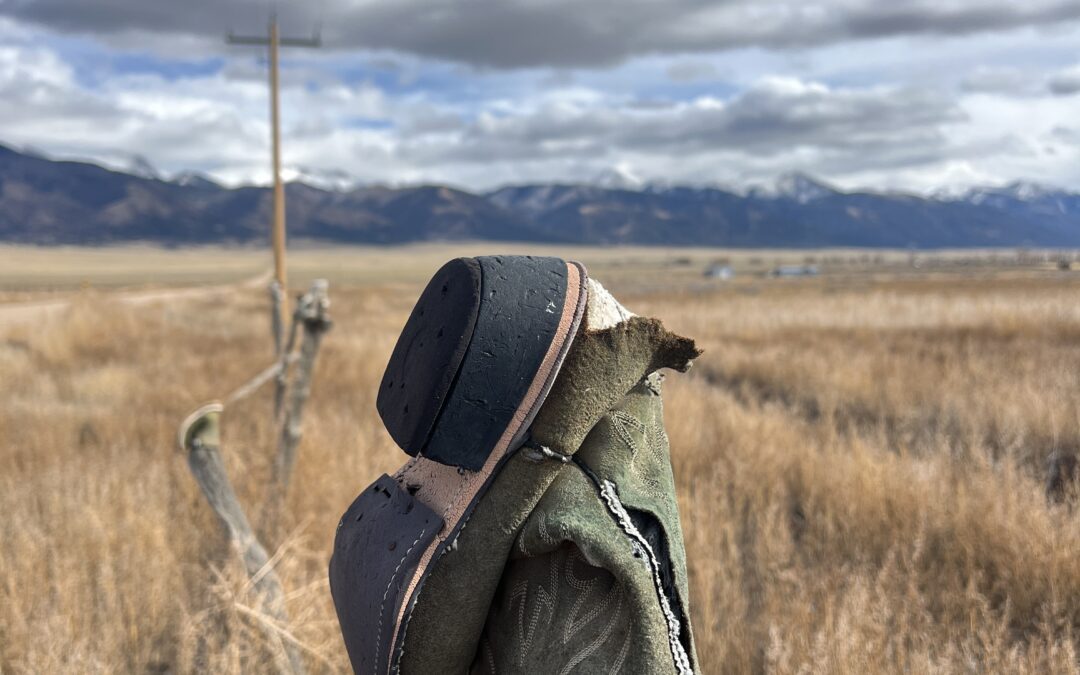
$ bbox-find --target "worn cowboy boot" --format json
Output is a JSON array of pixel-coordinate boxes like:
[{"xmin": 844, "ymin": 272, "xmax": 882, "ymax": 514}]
[{"xmin": 330, "ymin": 257, "xmax": 700, "ymax": 675}]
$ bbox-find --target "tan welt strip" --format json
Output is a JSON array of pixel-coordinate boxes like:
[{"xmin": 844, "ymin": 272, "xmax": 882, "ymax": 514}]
[{"xmin": 386, "ymin": 261, "xmax": 585, "ymax": 674}]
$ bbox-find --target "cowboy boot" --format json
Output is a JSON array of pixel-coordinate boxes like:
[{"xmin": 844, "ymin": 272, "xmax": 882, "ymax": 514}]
[{"xmin": 330, "ymin": 258, "xmax": 700, "ymax": 675}]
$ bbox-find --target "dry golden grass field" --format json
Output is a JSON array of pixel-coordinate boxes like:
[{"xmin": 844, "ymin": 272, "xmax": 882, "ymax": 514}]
[{"xmin": 2, "ymin": 244, "xmax": 1080, "ymax": 674}]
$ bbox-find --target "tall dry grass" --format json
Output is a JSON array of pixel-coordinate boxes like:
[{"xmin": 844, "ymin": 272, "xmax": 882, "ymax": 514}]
[{"xmin": 1, "ymin": 271, "xmax": 1079, "ymax": 673}]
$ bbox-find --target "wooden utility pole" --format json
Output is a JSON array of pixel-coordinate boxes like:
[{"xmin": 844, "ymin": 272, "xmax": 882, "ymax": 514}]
[
  {"xmin": 227, "ymin": 14, "xmax": 320, "ymax": 308},
  {"xmin": 268, "ymin": 16, "xmax": 286, "ymax": 290}
]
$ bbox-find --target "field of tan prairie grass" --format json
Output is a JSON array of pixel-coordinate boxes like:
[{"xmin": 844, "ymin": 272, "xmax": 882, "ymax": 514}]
[{"xmin": 2, "ymin": 246, "xmax": 1079, "ymax": 673}]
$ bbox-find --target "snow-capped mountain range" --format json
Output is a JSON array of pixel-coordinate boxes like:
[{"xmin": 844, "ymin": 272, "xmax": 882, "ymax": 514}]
[{"xmin": 3, "ymin": 143, "xmax": 1080, "ymax": 248}]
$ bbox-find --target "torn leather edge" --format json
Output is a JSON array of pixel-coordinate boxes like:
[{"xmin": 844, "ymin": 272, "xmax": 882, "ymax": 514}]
[{"xmin": 386, "ymin": 260, "xmax": 589, "ymax": 675}]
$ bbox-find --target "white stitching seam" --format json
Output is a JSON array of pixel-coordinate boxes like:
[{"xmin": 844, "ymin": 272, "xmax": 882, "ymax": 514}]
[
  {"xmin": 374, "ymin": 528, "xmax": 427, "ymax": 672},
  {"xmin": 597, "ymin": 480, "xmax": 694, "ymax": 675}
]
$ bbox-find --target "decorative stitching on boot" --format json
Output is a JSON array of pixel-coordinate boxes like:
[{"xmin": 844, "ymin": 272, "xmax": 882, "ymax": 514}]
[
  {"xmin": 482, "ymin": 636, "xmax": 497, "ymax": 675},
  {"xmin": 538, "ymin": 510, "xmax": 559, "ymax": 547},
  {"xmin": 562, "ymin": 549, "xmax": 620, "ymax": 642},
  {"xmin": 609, "ymin": 410, "xmax": 667, "ymax": 500},
  {"xmin": 558, "ymin": 581, "xmax": 625, "ymax": 675},
  {"xmin": 610, "ymin": 630, "xmax": 632, "ymax": 675}
]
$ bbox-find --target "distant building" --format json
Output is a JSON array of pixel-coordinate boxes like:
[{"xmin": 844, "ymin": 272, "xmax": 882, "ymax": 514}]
[
  {"xmin": 704, "ymin": 265, "xmax": 734, "ymax": 280},
  {"xmin": 771, "ymin": 265, "xmax": 819, "ymax": 278}
]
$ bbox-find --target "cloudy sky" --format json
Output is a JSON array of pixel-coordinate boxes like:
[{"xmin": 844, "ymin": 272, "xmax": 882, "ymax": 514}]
[{"xmin": 0, "ymin": 0, "xmax": 1079, "ymax": 194}]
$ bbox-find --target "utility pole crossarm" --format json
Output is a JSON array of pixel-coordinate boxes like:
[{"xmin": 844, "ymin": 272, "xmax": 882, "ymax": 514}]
[
  {"xmin": 225, "ymin": 33, "xmax": 268, "ymax": 46},
  {"xmin": 226, "ymin": 33, "xmax": 321, "ymax": 48}
]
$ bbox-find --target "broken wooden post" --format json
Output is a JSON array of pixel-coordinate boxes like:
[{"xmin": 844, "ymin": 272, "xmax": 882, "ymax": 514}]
[
  {"xmin": 179, "ymin": 403, "xmax": 305, "ymax": 674},
  {"xmin": 259, "ymin": 278, "xmax": 330, "ymax": 537},
  {"xmin": 264, "ymin": 279, "xmax": 332, "ymax": 536}
]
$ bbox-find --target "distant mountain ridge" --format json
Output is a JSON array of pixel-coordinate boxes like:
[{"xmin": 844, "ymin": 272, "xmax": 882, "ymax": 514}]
[{"xmin": 3, "ymin": 143, "xmax": 1080, "ymax": 248}]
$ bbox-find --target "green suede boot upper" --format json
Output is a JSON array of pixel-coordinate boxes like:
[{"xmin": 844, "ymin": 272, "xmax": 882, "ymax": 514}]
[
  {"xmin": 475, "ymin": 374, "xmax": 698, "ymax": 674},
  {"xmin": 397, "ymin": 284, "xmax": 701, "ymax": 675}
]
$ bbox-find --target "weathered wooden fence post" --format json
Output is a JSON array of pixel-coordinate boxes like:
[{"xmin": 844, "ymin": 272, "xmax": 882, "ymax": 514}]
[
  {"xmin": 265, "ymin": 280, "xmax": 332, "ymax": 536},
  {"xmin": 283, "ymin": 281, "xmax": 330, "ymax": 479},
  {"xmin": 180, "ymin": 402, "xmax": 305, "ymax": 674}
]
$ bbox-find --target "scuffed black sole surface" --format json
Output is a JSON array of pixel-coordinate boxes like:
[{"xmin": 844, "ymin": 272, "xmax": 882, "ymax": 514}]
[
  {"xmin": 378, "ymin": 258, "xmax": 482, "ymax": 458},
  {"xmin": 421, "ymin": 255, "xmax": 570, "ymax": 470}
]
